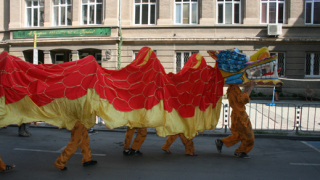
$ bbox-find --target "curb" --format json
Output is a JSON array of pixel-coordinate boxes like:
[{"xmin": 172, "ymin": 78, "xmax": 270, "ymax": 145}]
[{"xmin": 13, "ymin": 124, "xmax": 319, "ymax": 141}]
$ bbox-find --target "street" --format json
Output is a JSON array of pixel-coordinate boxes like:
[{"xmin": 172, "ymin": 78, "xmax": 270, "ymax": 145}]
[{"xmin": 1, "ymin": 127, "xmax": 320, "ymax": 180}]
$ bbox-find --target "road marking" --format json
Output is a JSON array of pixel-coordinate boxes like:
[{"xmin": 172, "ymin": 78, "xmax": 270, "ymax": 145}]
[
  {"xmin": 57, "ymin": 146, "xmax": 67, "ymax": 152},
  {"xmin": 301, "ymin": 141, "xmax": 320, "ymax": 153},
  {"xmin": 14, "ymin": 148, "xmax": 106, "ymax": 156},
  {"xmin": 14, "ymin": 130, "xmax": 105, "ymax": 156},
  {"xmin": 290, "ymin": 163, "xmax": 320, "ymax": 166}
]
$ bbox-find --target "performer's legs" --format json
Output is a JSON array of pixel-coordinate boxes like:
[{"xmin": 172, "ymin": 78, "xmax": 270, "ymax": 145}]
[
  {"xmin": 220, "ymin": 133, "xmax": 241, "ymax": 148},
  {"xmin": 0, "ymin": 156, "xmax": 5, "ymax": 171},
  {"xmin": 161, "ymin": 134, "xmax": 179, "ymax": 151},
  {"xmin": 25, "ymin": 123, "xmax": 31, "ymax": 135},
  {"xmin": 123, "ymin": 127, "xmax": 136, "ymax": 150},
  {"xmin": 18, "ymin": 123, "xmax": 30, "ymax": 137},
  {"xmin": 79, "ymin": 127, "xmax": 92, "ymax": 164},
  {"xmin": 234, "ymin": 123, "xmax": 255, "ymax": 154},
  {"xmin": 179, "ymin": 134, "xmax": 195, "ymax": 155},
  {"xmin": 131, "ymin": 128, "xmax": 147, "ymax": 151},
  {"xmin": 54, "ymin": 122, "xmax": 84, "ymax": 169}
]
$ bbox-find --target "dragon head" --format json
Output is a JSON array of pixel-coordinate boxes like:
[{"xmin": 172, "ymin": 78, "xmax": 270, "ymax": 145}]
[{"xmin": 207, "ymin": 47, "xmax": 283, "ymax": 87}]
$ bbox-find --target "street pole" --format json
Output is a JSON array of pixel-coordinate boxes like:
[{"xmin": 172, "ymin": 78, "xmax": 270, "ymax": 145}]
[{"xmin": 33, "ymin": 34, "xmax": 38, "ymax": 65}]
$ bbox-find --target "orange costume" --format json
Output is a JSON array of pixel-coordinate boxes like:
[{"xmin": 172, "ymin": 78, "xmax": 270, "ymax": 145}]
[
  {"xmin": 54, "ymin": 121, "xmax": 94, "ymax": 170},
  {"xmin": 123, "ymin": 127, "xmax": 147, "ymax": 155},
  {"xmin": 0, "ymin": 156, "xmax": 5, "ymax": 171},
  {"xmin": 220, "ymin": 85, "xmax": 255, "ymax": 154},
  {"xmin": 0, "ymin": 154, "xmax": 14, "ymax": 171},
  {"xmin": 162, "ymin": 134, "xmax": 195, "ymax": 155}
]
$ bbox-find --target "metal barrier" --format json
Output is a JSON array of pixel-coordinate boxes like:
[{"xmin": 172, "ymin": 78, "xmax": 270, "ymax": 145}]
[
  {"xmin": 218, "ymin": 102, "xmax": 319, "ymax": 133},
  {"xmin": 245, "ymin": 102, "xmax": 297, "ymax": 131},
  {"xmin": 215, "ymin": 102, "xmax": 226, "ymax": 130},
  {"xmin": 300, "ymin": 104, "xmax": 320, "ymax": 132},
  {"xmin": 92, "ymin": 101, "xmax": 319, "ymax": 134}
]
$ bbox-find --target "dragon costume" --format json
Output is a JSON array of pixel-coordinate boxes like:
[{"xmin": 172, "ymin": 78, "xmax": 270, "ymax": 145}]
[{"xmin": 0, "ymin": 46, "xmax": 281, "ymax": 139}]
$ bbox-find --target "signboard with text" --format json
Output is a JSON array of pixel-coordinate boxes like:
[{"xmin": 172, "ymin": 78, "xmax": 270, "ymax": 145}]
[{"xmin": 13, "ymin": 27, "xmax": 111, "ymax": 39}]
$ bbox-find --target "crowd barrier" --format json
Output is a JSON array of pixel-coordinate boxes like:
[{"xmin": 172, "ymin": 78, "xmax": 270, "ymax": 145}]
[{"xmin": 214, "ymin": 102, "xmax": 320, "ymax": 134}]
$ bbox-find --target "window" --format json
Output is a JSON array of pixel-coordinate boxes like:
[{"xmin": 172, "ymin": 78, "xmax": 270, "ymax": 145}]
[
  {"xmin": 270, "ymin": 52, "xmax": 285, "ymax": 77},
  {"xmin": 134, "ymin": 0, "xmax": 157, "ymax": 25},
  {"xmin": 133, "ymin": 51, "xmax": 139, "ymax": 61},
  {"xmin": 305, "ymin": 0, "xmax": 320, "ymax": 24},
  {"xmin": 133, "ymin": 50, "xmax": 156, "ymax": 61},
  {"xmin": 26, "ymin": 0, "xmax": 44, "ymax": 27},
  {"xmin": 175, "ymin": 0, "xmax": 198, "ymax": 25},
  {"xmin": 217, "ymin": 0, "xmax": 241, "ymax": 24},
  {"xmin": 306, "ymin": 53, "xmax": 320, "ymax": 77},
  {"xmin": 260, "ymin": 0, "xmax": 285, "ymax": 24},
  {"xmin": 175, "ymin": 51, "xmax": 197, "ymax": 73},
  {"xmin": 55, "ymin": 53, "xmax": 64, "ymax": 64},
  {"xmin": 81, "ymin": 53, "xmax": 89, "ymax": 59},
  {"xmin": 53, "ymin": 0, "xmax": 72, "ymax": 26},
  {"xmin": 82, "ymin": 0, "xmax": 102, "ymax": 25},
  {"xmin": 95, "ymin": 53, "xmax": 102, "ymax": 66}
]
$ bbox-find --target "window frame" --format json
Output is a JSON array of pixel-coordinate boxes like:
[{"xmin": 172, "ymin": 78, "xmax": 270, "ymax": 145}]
[
  {"xmin": 305, "ymin": 0, "xmax": 320, "ymax": 25},
  {"xmin": 270, "ymin": 52, "xmax": 286, "ymax": 77},
  {"xmin": 95, "ymin": 53, "xmax": 102, "ymax": 65},
  {"xmin": 53, "ymin": 0, "xmax": 73, "ymax": 26},
  {"xmin": 305, "ymin": 52, "xmax": 320, "ymax": 77},
  {"xmin": 174, "ymin": 0, "xmax": 198, "ymax": 25},
  {"xmin": 216, "ymin": 0, "xmax": 241, "ymax": 24},
  {"xmin": 25, "ymin": 0, "xmax": 44, "ymax": 27},
  {"xmin": 133, "ymin": 51, "xmax": 139, "ymax": 61},
  {"xmin": 260, "ymin": 0, "xmax": 285, "ymax": 24},
  {"xmin": 133, "ymin": 50, "xmax": 156, "ymax": 61},
  {"xmin": 134, "ymin": 0, "xmax": 157, "ymax": 25},
  {"xmin": 55, "ymin": 53, "xmax": 64, "ymax": 64},
  {"xmin": 174, "ymin": 51, "xmax": 198, "ymax": 73},
  {"xmin": 81, "ymin": 0, "xmax": 103, "ymax": 25}
]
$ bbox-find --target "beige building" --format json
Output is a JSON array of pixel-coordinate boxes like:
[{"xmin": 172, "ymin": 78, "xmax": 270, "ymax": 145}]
[{"xmin": 0, "ymin": 0, "xmax": 320, "ymax": 96}]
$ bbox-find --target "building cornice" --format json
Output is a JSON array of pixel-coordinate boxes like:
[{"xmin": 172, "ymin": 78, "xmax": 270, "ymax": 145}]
[{"xmin": 6, "ymin": 37, "xmax": 120, "ymax": 44}]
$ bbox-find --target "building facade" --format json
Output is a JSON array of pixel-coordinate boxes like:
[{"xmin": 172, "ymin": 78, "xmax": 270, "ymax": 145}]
[{"xmin": 0, "ymin": 0, "xmax": 320, "ymax": 95}]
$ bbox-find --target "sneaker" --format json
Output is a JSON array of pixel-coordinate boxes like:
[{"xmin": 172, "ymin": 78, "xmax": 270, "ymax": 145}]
[
  {"xmin": 87, "ymin": 129, "xmax": 95, "ymax": 133},
  {"xmin": 129, "ymin": 148, "xmax": 143, "ymax": 155},
  {"xmin": 234, "ymin": 152, "xmax": 250, "ymax": 158},
  {"xmin": 123, "ymin": 149, "xmax": 131, "ymax": 155},
  {"xmin": 18, "ymin": 132, "xmax": 30, "ymax": 137},
  {"xmin": 83, "ymin": 160, "xmax": 97, "ymax": 167},
  {"xmin": 215, "ymin": 139, "xmax": 223, "ymax": 153},
  {"xmin": 25, "ymin": 129, "xmax": 32, "ymax": 135}
]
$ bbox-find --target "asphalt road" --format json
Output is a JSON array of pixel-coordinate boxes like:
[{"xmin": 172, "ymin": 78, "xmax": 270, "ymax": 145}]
[{"xmin": 1, "ymin": 127, "xmax": 320, "ymax": 180}]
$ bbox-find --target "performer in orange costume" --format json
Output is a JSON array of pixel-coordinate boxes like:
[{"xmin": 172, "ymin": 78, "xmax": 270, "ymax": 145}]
[
  {"xmin": 215, "ymin": 81, "xmax": 256, "ymax": 158},
  {"xmin": 0, "ymin": 154, "xmax": 15, "ymax": 172},
  {"xmin": 123, "ymin": 127, "xmax": 147, "ymax": 155},
  {"xmin": 54, "ymin": 121, "xmax": 97, "ymax": 170},
  {"xmin": 162, "ymin": 134, "xmax": 198, "ymax": 156}
]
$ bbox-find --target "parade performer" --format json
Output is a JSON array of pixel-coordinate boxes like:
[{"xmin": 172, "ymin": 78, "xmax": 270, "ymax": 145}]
[
  {"xmin": 54, "ymin": 121, "xmax": 97, "ymax": 170},
  {"xmin": 162, "ymin": 134, "xmax": 197, "ymax": 156},
  {"xmin": 123, "ymin": 127, "xmax": 147, "ymax": 155},
  {"xmin": 0, "ymin": 154, "xmax": 15, "ymax": 172},
  {"xmin": 215, "ymin": 81, "xmax": 256, "ymax": 158}
]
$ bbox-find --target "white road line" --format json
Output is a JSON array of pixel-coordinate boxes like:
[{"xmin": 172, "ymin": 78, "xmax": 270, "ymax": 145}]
[
  {"xmin": 290, "ymin": 163, "xmax": 320, "ymax": 166},
  {"xmin": 56, "ymin": 146, "xmax": 67, "ymax": 152},
  {"xmin": 301, "ymin": 141, "xmax": 320, "ymax": 153},
  {"xmin": 14, "ymin": 148, "xmax": 106, "ymax": 156}
]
